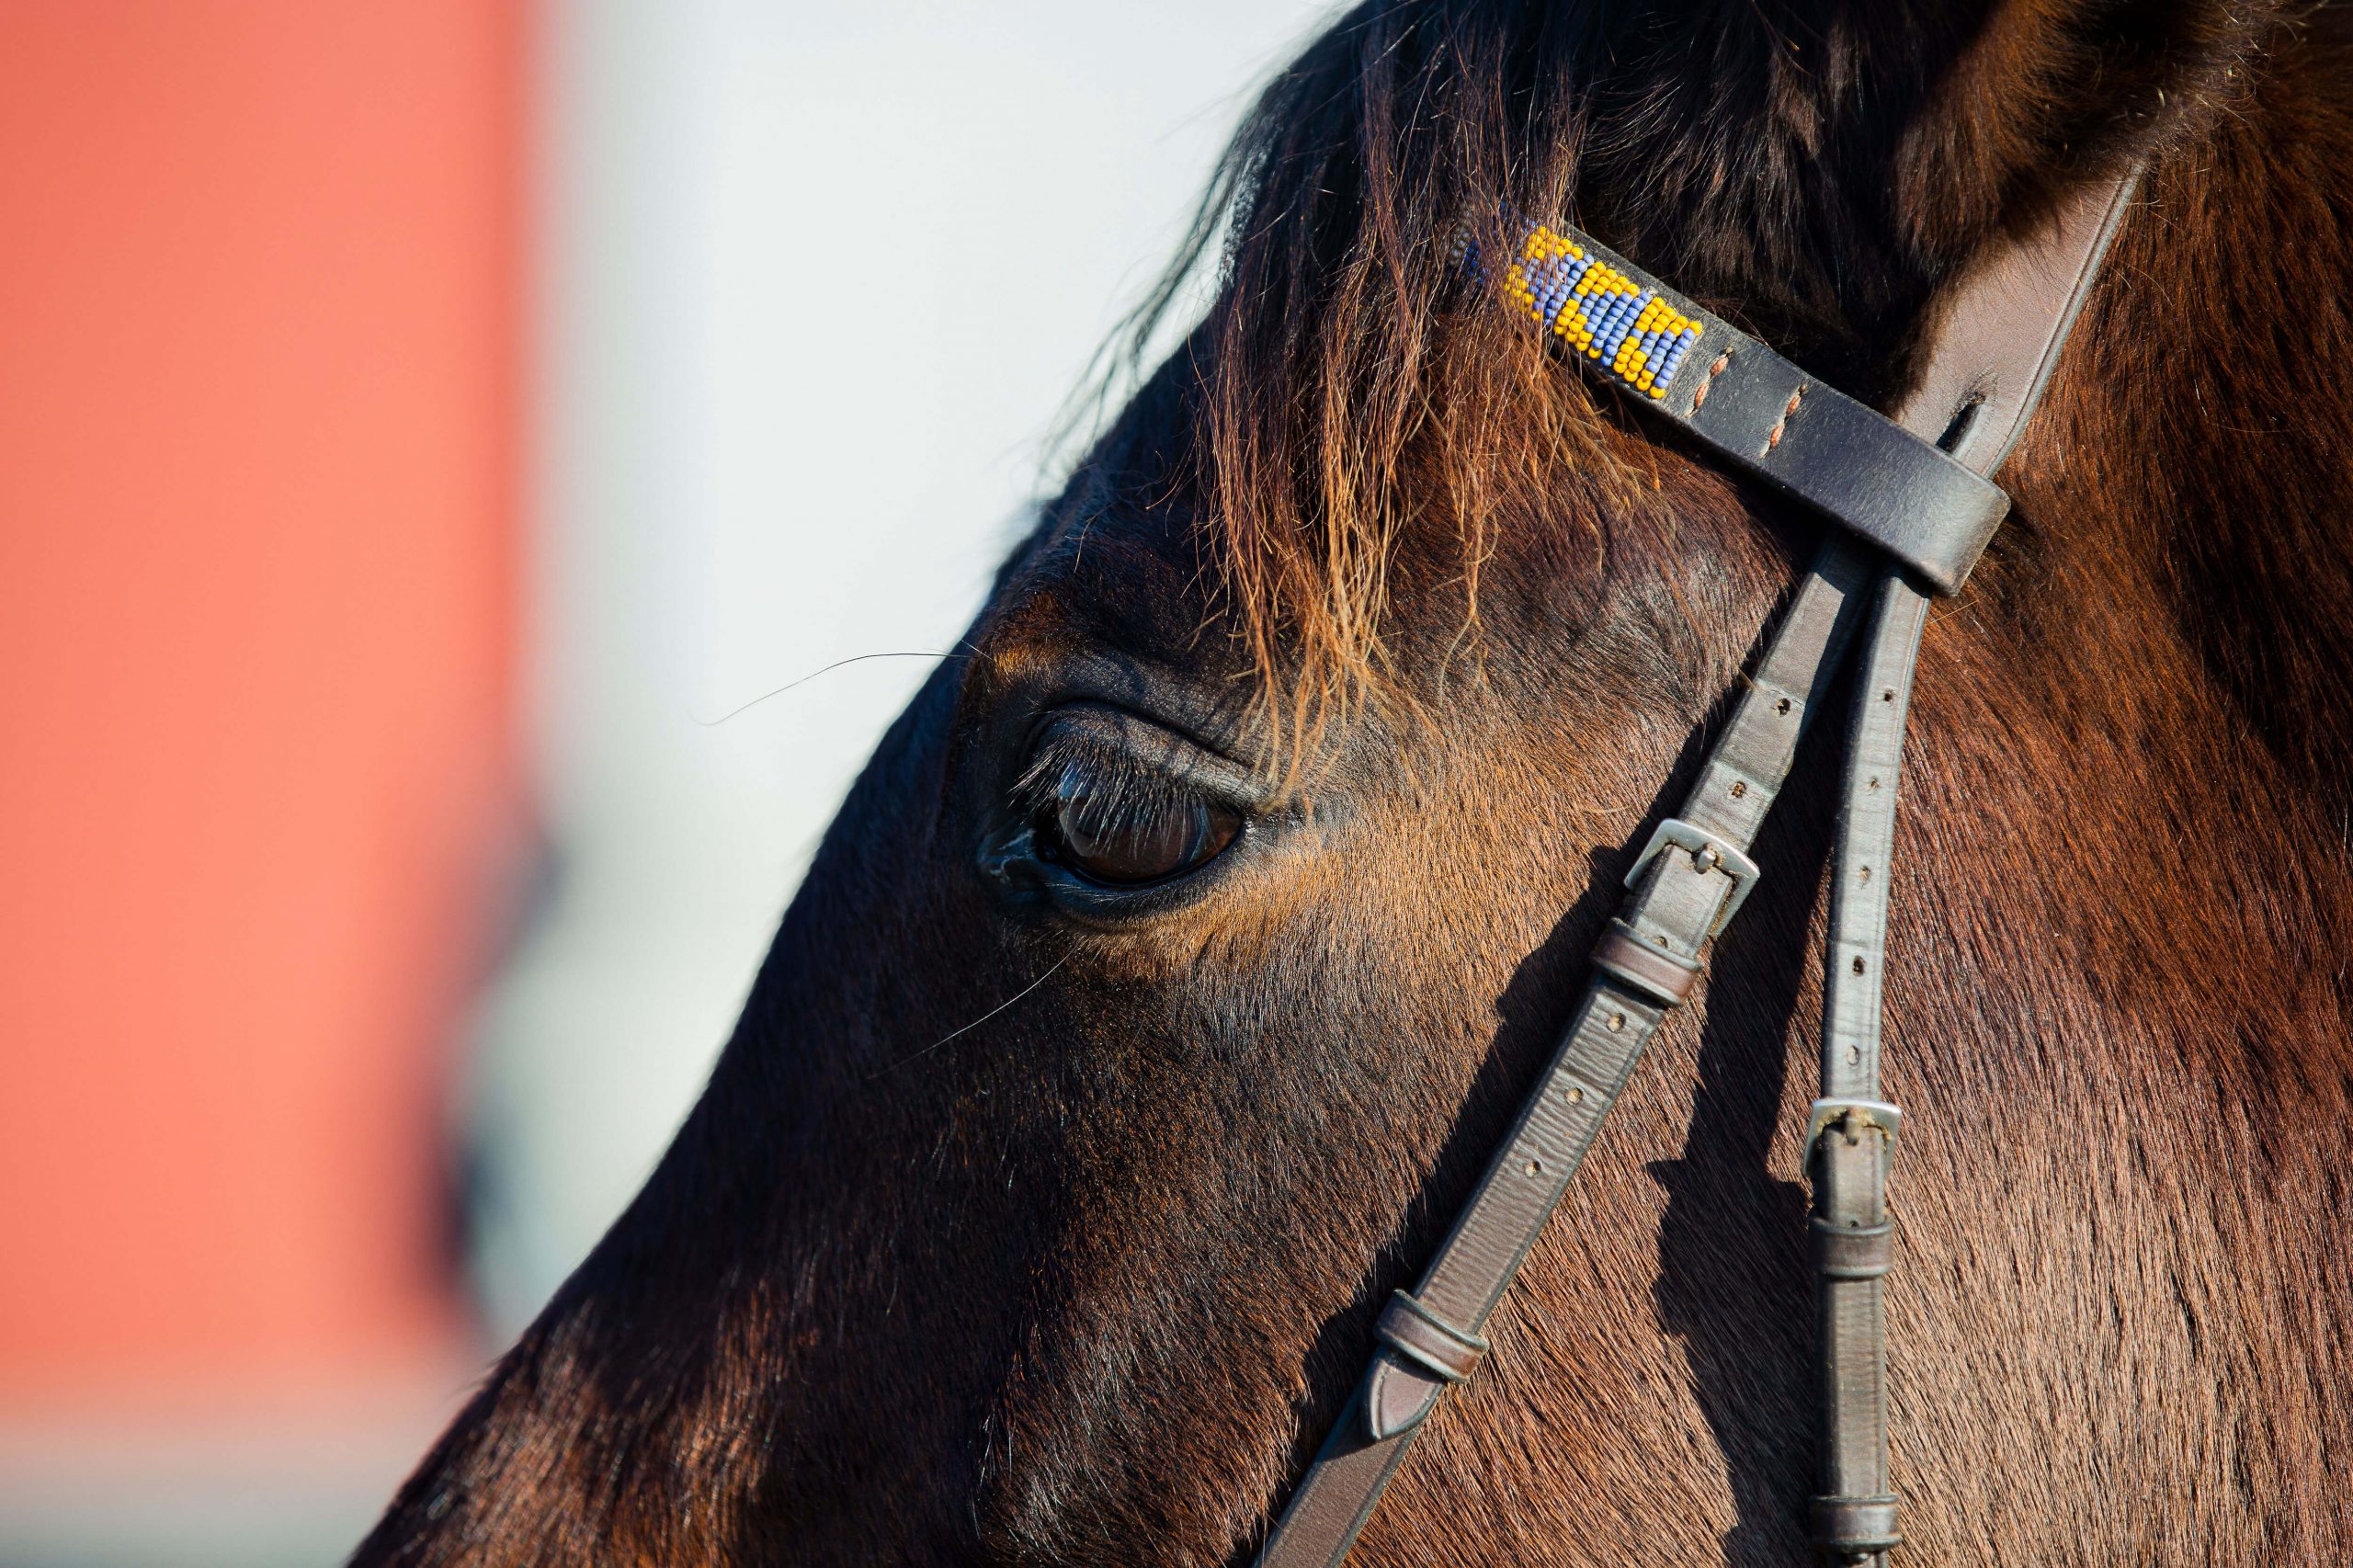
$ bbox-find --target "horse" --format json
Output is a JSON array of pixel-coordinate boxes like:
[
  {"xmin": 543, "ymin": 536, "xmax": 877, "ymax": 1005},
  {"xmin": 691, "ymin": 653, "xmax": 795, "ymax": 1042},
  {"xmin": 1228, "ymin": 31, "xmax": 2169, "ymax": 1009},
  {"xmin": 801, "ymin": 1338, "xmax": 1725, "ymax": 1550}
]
[{"xmin": 355, "ymin": 0, "xmax": 2353, "ymax": 1562}]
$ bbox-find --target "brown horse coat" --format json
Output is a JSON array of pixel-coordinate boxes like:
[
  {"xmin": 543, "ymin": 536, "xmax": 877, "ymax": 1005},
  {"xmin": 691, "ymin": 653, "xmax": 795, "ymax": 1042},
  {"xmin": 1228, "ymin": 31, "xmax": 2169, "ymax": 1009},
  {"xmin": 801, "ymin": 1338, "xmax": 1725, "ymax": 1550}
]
[{"xmin": 358, "ymin": 1, "xmax": 2353, "ymax": 1562}]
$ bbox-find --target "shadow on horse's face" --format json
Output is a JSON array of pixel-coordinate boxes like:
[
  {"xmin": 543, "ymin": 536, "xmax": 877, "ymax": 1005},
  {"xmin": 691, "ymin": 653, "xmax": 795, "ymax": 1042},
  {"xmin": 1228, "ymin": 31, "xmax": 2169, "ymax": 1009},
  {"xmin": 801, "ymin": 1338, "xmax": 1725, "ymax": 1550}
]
[{"xmin": 724, "ymin": 352, "xmax": 1800, "ymax": 1559}]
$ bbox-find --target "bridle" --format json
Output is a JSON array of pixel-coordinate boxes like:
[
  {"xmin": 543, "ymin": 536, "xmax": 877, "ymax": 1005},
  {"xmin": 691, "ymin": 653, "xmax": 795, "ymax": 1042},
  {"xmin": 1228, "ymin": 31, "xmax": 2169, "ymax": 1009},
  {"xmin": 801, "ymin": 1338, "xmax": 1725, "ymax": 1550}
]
[{"xmin": 1256, "ymin": 171, "xmax": 2143, "ymax": 1567}]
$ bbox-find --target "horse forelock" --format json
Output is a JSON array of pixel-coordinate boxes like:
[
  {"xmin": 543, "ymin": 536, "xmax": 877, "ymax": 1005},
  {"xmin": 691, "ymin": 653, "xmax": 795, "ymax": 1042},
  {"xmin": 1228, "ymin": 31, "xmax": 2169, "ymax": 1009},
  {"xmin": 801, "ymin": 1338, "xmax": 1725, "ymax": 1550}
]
[{"xmin": 1068, "ymin": 0, "xmax": 2278, "ymax": 778}]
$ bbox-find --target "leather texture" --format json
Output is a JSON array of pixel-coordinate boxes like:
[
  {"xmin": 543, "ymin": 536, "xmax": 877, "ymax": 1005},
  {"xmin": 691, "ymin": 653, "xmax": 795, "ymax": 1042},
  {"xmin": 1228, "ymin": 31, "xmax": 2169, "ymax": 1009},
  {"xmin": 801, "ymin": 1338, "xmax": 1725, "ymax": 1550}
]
[
  {"xmin": 1250, "ymin": 168, "xmax": 2143, "ymax": 1568},
  {"xmin": 1889, "ymin": 171, "xmax": 2139, "ymax": 472},
  {"xmin": 1588, "ymin": 918, "xmax": 1702, "ymax": 1005},
  {"xmin": 1550, "ymin": 231, "xmax": 2010, "ymax": 595},
  {"xmin": 1254, "ymin": 540, "xmax": 1880, "ymax": 1568},
  {"xmin": 1805, "ymin": 573, "xmax": 1925, "ymax": 1565},
  {"xmin": 1373, "ymin": 1292, "xmax": 1488, "ymax": 1387},
  {"xmin": 1804, "ymin": 169, "xmax": 2141, "ymax": 1564}
]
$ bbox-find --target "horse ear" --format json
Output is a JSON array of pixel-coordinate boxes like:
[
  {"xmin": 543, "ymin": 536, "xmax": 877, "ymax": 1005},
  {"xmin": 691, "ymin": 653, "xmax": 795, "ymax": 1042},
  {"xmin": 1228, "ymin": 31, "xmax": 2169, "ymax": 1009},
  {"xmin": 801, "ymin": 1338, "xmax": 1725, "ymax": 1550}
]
[
  {"xmin": 1587, "ymin": 0, "xmax": 2263, "ymax": 392},
  {"xmin": 1883, "ymin": 0, "xmax": 2258, "ymax": 264}
]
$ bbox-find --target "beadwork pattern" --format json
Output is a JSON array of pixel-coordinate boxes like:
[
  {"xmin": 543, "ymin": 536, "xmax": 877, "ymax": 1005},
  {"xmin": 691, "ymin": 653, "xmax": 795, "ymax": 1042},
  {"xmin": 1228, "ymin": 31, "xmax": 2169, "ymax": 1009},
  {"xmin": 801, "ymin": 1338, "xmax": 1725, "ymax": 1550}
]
[{"xmin": 1493, "ymin": 224, "xmax": 1702, "ymax": 400}]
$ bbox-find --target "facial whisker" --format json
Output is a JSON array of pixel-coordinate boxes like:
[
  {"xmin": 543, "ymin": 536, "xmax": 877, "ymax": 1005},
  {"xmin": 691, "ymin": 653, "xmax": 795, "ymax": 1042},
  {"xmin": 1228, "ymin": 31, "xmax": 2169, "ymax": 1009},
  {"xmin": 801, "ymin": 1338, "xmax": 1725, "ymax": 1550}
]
[{"xmin": 868, "ymin": 951, "xmax": 1073, "ymax": 1077}]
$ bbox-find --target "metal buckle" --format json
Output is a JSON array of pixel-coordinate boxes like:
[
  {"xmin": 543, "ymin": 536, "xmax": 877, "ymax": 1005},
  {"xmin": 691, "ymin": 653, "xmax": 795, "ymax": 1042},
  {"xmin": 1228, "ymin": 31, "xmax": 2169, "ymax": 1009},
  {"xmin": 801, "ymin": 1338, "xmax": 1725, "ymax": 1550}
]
[
  {"xmin": 1804, "ymin": 1098, "xmax": 1904, "ymax": 1155},
  {"xmin": 1622, "ymin": 817, "xmax": 1761, "ymax": 934}
]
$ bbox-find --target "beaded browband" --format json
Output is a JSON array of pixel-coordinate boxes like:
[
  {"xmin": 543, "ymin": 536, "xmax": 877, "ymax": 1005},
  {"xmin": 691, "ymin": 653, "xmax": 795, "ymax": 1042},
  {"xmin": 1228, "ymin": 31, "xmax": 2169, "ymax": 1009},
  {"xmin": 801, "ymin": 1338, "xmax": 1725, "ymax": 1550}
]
[
  {"xmin": 1493, "ymin": 223, "xmax": 1705, "ymax": 400},
  {"xmin": 1456, "ymin": 217, "xmax": 2009, "ymax": 597}
]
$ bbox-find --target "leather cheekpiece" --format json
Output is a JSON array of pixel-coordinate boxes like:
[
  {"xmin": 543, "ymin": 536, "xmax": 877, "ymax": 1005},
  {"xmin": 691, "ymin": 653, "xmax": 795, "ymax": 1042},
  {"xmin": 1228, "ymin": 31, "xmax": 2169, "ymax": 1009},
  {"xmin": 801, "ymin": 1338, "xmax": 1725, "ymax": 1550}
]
[{"xmin": 1252, "ymin": 173, "xmax": 2145, "ymax": 1568}]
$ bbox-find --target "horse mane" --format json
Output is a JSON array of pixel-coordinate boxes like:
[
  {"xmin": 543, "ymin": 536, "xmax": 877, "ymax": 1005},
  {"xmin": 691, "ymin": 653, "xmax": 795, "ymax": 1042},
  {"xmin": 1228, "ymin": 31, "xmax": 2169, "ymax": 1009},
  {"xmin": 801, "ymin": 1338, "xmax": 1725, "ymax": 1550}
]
[{"xmin": 1094, "ymin": 0, "xmax": 2268, "ymax": 756}]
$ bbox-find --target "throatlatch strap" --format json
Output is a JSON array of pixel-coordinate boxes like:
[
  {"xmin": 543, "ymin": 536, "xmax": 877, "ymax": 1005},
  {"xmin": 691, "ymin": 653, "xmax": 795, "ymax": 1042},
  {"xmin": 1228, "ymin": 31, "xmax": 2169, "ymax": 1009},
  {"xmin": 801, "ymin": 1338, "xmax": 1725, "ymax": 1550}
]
[
  {"xmin": 1802, "ymin": 167, "xmax": 2140, "ymax": 1563},
  {"xmin": 1806, "ymin": 576, "xmax": 1927, "ymax": 1563},
  {"xmin": 1254, "ymin": 170, "xmax": 2139, "ymax": 1568}
]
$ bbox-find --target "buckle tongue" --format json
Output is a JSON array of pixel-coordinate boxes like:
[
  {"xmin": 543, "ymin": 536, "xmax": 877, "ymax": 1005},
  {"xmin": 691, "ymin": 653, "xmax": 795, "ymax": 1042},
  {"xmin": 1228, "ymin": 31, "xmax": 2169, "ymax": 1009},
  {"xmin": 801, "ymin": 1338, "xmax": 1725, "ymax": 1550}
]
[
  {"xmin": 1623, "ymin": 816, "xmax": 1761, "ymax": 934},
  {"xmin": 1804, "ymin": 1098, "xmax": 1904, "ymax": 1155}
]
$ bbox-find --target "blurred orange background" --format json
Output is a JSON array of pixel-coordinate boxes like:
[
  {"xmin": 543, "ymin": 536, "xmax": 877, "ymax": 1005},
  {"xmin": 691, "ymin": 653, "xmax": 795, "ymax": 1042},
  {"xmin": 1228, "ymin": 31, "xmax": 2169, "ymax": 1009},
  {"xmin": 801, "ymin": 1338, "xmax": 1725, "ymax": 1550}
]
[
  {"xmin": 0, "ymin": 0, "xmax": 520, "ymax": 1392},
  {"xmin": 0, "ymin": 0, "xmax": 521, "ymax": 1551}
]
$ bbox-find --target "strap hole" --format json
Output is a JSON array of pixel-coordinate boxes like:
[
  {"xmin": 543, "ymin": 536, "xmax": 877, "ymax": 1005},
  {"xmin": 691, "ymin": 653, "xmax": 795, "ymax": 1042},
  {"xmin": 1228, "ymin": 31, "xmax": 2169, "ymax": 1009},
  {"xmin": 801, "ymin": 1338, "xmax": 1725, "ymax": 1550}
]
[
  {"xmin": 1938, "ymin": 395, "xmax": 1986, "ymax": 454},
  {"xmin": 1566, "ymin": 1086, "xmax": 1584, "ymax": 1102},
  {"xmin": 1525, "ymin": 1159, "xmax": 1543, "ymax": 1176},
  {"xmin": 1881, "ymin": 688, "xmax": 1895, "ymax": 702},
  {"xmin": 1867, "ymin": 777, "xmax": 1881, "ymax": 790},
  {"xmin": 1859, "ymin": 865, "xmax": 1871, "ymax": 884},
  {"xmin": 1846, "ymin": 1045, "xmax": 1861, "ymax": 1064},
  {"xmin": 1852, "ymin": 957, "xmax": 1866, "ymax": 975},
  {"xmin": 1775, "ymin": 697, "xmax": 1791, "ymax": 715}
]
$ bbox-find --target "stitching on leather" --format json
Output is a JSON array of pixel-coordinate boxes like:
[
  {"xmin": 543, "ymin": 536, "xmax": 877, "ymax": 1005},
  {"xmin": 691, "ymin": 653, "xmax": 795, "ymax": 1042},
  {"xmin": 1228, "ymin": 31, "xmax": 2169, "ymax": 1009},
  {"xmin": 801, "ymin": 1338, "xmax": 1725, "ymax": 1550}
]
[
  {"xmin": 1690, "ymin": 348, "xmax": 1734, "ymax": 409},
  {"xmin": 1765, "ymin": 384, "xmax": 1807, "ymax": 452}
]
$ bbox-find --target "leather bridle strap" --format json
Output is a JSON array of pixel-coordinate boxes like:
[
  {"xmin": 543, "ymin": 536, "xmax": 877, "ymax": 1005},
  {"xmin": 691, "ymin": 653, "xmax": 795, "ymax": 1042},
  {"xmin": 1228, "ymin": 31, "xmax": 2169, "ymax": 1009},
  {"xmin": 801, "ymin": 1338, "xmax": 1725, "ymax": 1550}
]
[
  {"xmin": 1256, "ymin": 534, "xmax": 1878, "ymax": 1565},
  {"xmin": 1804, "ymin": 171, "xmax": 2138, "ymax": 1565},
  {"xmin": 1254, "ymin": 172, "xmax": 2138, "ymax": 1568}
]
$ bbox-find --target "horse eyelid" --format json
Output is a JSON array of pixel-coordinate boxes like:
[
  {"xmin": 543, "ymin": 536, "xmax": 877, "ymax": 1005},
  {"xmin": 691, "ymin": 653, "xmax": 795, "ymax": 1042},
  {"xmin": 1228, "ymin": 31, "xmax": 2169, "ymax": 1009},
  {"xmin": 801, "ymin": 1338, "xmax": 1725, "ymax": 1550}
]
[{"xmin": 1009, "ymin": 718, "xmax": 1253, "ymax": 828}]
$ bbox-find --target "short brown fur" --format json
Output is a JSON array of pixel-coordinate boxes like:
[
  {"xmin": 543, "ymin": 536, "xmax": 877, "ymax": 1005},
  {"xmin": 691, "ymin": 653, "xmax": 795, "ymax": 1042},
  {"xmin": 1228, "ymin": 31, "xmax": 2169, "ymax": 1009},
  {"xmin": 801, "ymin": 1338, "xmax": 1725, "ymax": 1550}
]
[{"xmin": 358, "ymin": 1, "xmax": 2353, "ymax": 1562}]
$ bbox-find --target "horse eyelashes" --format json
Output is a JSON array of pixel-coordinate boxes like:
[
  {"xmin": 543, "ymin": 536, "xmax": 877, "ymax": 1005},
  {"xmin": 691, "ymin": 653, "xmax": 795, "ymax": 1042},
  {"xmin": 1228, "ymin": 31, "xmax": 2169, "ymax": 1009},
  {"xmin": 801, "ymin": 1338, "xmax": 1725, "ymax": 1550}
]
[{"xmin": 1012, "ymin": 730, "xmax": 1241, "ymax": 888}]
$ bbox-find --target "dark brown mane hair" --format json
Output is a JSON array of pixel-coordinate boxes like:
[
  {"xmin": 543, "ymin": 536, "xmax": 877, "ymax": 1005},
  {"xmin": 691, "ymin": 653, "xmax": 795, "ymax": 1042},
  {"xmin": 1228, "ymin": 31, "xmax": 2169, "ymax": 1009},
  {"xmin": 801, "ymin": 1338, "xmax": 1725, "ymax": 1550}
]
[{"xmin": 1118, "ymin": 0, "xmax": 2262, "ymax": 754}]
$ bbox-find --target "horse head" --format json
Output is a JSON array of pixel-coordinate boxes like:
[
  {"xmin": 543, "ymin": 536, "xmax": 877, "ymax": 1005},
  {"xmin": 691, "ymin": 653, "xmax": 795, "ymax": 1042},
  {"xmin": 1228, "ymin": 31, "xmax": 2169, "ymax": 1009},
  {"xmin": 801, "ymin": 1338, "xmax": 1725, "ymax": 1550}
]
[{"xmin": 360, "ymin": 1, "xmax": 2353, "ymax": 1562}]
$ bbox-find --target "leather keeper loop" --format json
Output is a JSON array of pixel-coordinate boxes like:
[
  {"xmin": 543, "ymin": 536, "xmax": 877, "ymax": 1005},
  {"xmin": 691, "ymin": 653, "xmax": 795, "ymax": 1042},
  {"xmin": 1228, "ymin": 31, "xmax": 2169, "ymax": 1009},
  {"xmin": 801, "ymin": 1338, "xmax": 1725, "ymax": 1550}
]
[
  {"xmin": 1810, "ymin": 1217, "xmax": 1894, "ymax": 1280},
  {"xmin": 1590, "ymin": 918, "xmax": 1701, "ymax": 1006},
  {"xmin": 1375, "ymin": 1291, "xmax": 1488, "ymax": 1385},
  {"xmin": 1810, "ymin": 1494, "xmax": 1902, "ymax": 1555}
]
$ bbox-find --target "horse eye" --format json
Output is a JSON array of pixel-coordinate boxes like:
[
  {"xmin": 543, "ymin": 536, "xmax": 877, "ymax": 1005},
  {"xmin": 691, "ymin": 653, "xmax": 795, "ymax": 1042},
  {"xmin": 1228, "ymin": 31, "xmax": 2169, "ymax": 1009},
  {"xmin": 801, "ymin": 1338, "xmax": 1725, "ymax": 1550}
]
[{"xmin": 1041, "ymin": 774, "xmax": 1240, "ymax": 886}]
